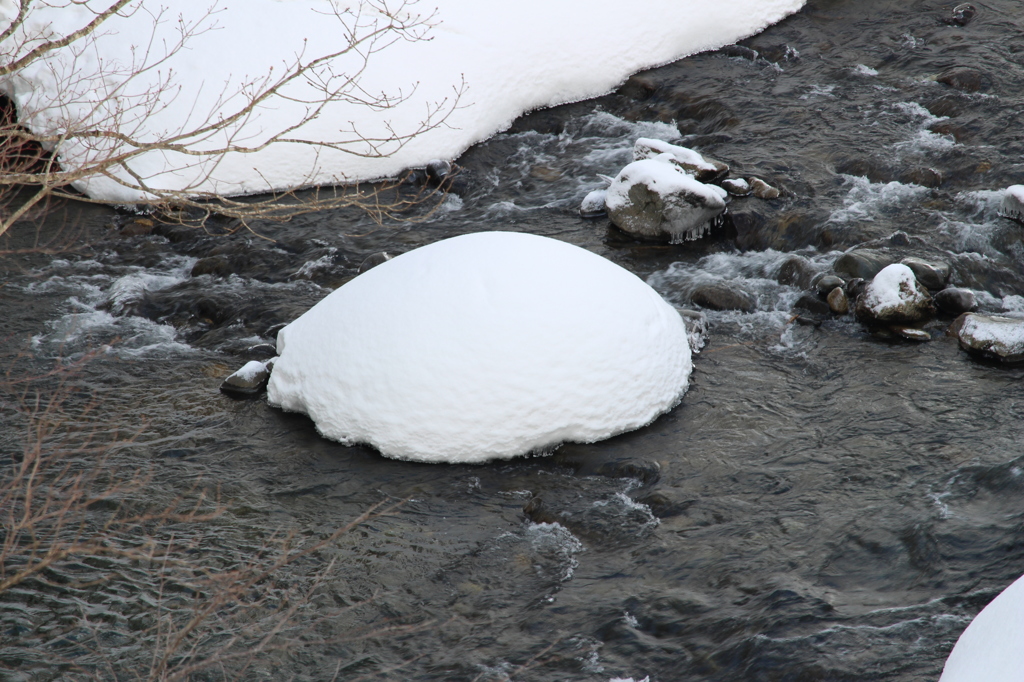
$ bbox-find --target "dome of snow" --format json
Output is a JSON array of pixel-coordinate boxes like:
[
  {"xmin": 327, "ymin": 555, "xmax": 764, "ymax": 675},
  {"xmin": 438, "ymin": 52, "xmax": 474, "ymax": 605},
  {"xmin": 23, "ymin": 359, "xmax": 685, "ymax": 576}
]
[
  {"xmin": 940, "ymin": 573, "xmax": 1024, "ymax": 682},
  {"xmin": 266, "ymin": 231, "xmax": 692, "ymax": 463}
]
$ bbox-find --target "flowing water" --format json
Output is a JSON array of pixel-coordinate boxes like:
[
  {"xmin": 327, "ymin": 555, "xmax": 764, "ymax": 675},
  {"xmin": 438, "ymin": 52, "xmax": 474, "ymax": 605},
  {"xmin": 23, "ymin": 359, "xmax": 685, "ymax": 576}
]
[{"xmin": 4, "ymin": 0, "xmax": 1024, "ymax": 679}]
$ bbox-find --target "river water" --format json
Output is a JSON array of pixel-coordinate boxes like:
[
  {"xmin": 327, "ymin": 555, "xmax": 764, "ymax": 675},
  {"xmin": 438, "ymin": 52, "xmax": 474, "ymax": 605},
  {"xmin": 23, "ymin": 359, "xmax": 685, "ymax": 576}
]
[{"xmin": 3, "ymin": 0, "xmax": 1024, "ymax": 679}]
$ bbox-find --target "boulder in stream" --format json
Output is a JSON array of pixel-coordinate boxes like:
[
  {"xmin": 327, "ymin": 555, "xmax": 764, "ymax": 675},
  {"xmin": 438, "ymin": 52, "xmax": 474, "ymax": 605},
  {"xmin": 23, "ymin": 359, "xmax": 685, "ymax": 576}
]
[
  {"xmin": 221, "ymin": 360, "xmax": 271, "ymax": 397},
  {"xmin": 950, "ymin": 313, "xmax": 1024, "ymax": 363},
  {"xmin": 1000, "ymin": 185, "xmax": 1024, "ymax": 224},
  {"xmin": 900, "ymin": 257, "xmax": 950, "ymax": 291},
  {"xmin": 605, "ymin": 155, "xmax": 727, "ymax": 242},
  {"xmin": 855, "ymin": 264, "xmax": 935, "ymax": 325},
  {"xmin": 632, "ymin": 137, "xmax": 728, "ymax": 183},
  {"xmin": 934, "ymin": 287, "xmax": 978, "ymax": 315}
]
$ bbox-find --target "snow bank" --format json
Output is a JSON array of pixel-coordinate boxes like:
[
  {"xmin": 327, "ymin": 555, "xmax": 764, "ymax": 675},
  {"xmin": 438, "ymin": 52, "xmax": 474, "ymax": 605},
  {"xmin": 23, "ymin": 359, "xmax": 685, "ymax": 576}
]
[
  {"xmin": 0, "ymin": 0, "xmax": 805, "ymax": 202},
  {"xmin": 940, "ymin": 573, "xmax": 1024, "ymax": 682},
  {"xmin": 266, "ymin": 231, "xmax": 692, "ymax": 463}
]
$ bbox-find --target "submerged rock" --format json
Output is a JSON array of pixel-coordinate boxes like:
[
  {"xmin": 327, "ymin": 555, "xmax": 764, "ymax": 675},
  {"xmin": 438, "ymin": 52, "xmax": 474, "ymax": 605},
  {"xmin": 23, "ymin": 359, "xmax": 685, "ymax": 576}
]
[
  {"xmin": 579, "ymin": 189, "xmax": 608, "ymax": 218},
  {"xmin": 690, "ymin": 284, "xmax": 756, "ymax": 312},
  {"xmin": 936, "ymin": 66, "xmax": 987, "ymax": 93},
  {"xmin": 605, "ymin": 155, "xmax": 727, "ymax": 242},
  {"xmin": 855, "ymin": 264, "xmax": 935, "ymax": 325},
  {"xmin": 951, "ymin": 313, "xmax": 1024, "ymax": 363},
  {"xmin": 794, "ymin": 293, "xmax": 830, "ymax": 316},
  {"xmin": 632, "ymin": 137, "xmax": 728, "ymax": 183},
  {"xmin": 1000, "ymin": 185, "xmax": 1024, "ymax": 224},
  {"xmin": 358, "ymin": 251, "xmax": 393, "ymax": 274},
  {"xmin": 934, "ymin": 287, "xmax": 978, "ymax": 315},
  {"xmin": 221, "ymin": 360, "xmax": 271, "ymax": 397},
  {"xmin": 944, "ymin": 3, "xmax": 977, "ymax": 26},
  {"xmin": 900, "ymin": 257, "xmax": 950, "ymax": 291}
]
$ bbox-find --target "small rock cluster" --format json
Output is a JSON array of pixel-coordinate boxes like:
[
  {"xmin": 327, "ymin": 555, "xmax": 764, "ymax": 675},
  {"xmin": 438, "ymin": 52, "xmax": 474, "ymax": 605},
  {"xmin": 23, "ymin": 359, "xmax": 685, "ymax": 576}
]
[
  {"xmin": 780, "ymin": 244, "xmax": 1024, "ymax": 362},
  {"xmin": 581, "ymin": 138, "xmax": 779, "ymax": 243}
]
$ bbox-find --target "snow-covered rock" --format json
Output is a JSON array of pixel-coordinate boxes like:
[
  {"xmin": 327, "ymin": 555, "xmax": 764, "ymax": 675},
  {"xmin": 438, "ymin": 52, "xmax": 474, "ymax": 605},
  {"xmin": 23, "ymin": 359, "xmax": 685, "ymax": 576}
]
[
  {"xmin": 1, "ymin": 0, "xmax": 807, "ymax": 203},
  {"xmin": 221, "ymin": 360, "xmax": 271, "ymax": 396},
  {"xmin": 854, "ymin": 263, "xmax": 935, "ymax": 324},
  {"xmin": 632, "ymin": 138, "xmax": 727, "ymax": 182},
  {"xmin": 579, "ymin": 189, "xmax": 608, "ymax": 218},
  {"xmin": 1000, "ymin": 185, "xmax": 1024, "ymax": 223},
  {"xmin": 940, "ymin": 573, "xmax": 1024, "ymax": 682},
  {"xmin": 950, "ymin": 313, "xmax": 1024, "ymax": 363},
  {"xmin": 266, "ymin": 231, "xmax": 692, "ymax": 463},
  {"xmin": 605, "ymin": 156, "xmax": 727, "ymax": 242}
]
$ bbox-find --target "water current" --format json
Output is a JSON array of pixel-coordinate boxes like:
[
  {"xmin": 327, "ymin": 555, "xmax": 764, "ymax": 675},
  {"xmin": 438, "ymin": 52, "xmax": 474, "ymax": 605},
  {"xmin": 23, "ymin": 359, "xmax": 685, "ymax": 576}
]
[{"xmin": 3, "ymin": 0, "xmax": 1024, "ymax": 679}]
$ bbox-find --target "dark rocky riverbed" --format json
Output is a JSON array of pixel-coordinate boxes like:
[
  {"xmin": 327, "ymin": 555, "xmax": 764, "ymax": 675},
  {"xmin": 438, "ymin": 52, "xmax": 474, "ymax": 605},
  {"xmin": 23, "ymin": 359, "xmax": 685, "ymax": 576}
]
[{"xmin": 4, "ymin": 0, "xmax": 1024, "ymax": 679}]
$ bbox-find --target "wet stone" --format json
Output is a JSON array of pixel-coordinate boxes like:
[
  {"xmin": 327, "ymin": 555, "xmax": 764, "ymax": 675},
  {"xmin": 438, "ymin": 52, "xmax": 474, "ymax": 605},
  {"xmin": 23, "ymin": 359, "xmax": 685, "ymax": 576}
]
[
  {"xmin": 827, "ymin": 287, "xmax": 849, "ymax": 315},
  {"xmin": 899, "ymin": 167, "xmax": 943, "ymax": 187},
  {"xmin": 889, "ymin": 231, "xmax": 912, "ymax": 247},
  {"xmin": 749, "ymin": 177, "xmax": 780, "ymax": 200},
  {"xmin": 846, "ymin": 277, "xmax": 867, "ymax": 300},
  {"xmin": 794, "ymin": 293, "xmax": 831, "ymax": 316},
  {"xmin": 934, "ymin": 287, "xmax": 978, "ymax": 315},
  {"xmin": 901, "ymin": 257, "xmax": 950, "ymax": 291},
  {"xmin": 691, "ymin": 284, "xmax": 756, "ymax": 312},
  {"xmin": 951, "ymin": 313, "xmax": 1024, "ymax": 363},
  {"xmin": 120, "ymin": 219, "xmax": 154, "ymax": 237},
  {"xmin": 924, "ymin": 95, "xmax": 964, "ymax": 119},
  {"xmin": 890, "ymin": 326, "xmax": 931, "ymax": 342},
  {"xmin": 777, "ymin": 255, "xmax": 815, "ymax": 289},
  {"xmin": 357, "ymin": 251, "xmax": 393, "ymax": 274},
  {"xmin": 833, "ymin": 249, "xmax": 893, "ymax": 280},
  {"xmin": 815, "ymin": 274, "xmax": 845, "ymax": 297},
  {"xmin": 220, "ymin": 360, "xmax": 270, "ymax": 397}
]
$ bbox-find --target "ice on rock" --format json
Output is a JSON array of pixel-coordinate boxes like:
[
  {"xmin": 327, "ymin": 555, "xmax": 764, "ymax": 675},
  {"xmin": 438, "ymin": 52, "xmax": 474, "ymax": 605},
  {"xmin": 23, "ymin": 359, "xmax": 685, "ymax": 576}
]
[
  {"xmin": 999, "ymin": 185, "xmax": 1024, "ymax": 223},
  {"xmin": 266, "ymin": 232, "xmax": 692, "ymax": 463},
  {"xmin": 605, "ymin": 155, "xmax": 727, "ymax": 243},
  {"xmin": 940, "ymin": 573, "xmax": 1024, "ymax": 682},
  {"xmin": 579, "ymin": 189, "xmax": 608, "ymax": 218}
]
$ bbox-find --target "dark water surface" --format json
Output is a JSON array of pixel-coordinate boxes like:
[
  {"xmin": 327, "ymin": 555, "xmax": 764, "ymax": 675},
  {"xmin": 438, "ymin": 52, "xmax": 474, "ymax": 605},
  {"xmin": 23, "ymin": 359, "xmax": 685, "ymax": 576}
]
[{"xmin": 4, "ymin": 0, "xmax": 1024, "ymax": 679}]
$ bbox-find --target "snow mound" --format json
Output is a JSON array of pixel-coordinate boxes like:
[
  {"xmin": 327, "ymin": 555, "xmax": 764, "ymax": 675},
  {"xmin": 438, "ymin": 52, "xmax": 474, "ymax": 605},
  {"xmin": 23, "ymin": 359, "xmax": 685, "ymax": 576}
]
[
  {"xmin": 1, "ymin": 0, "xmax": 806, "ymax": 202},
  {"xmin": 266, "ymin": 232, "xmax": 692, "ymax": 463},
  {"xmin": 940, "ymin": 573, "xmax": 1024, "ymax": 682}
]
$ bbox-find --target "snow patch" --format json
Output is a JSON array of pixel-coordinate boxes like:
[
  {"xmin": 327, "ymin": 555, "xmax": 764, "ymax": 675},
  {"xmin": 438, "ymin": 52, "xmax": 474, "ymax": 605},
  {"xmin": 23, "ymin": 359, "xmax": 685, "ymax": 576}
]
[
  {"xmin": 940, "ymin": 574, "xmax": 1024, "ymax": 682},
  {"xmin": 2, "ymin": 0, "xmax": 806, "ymax": 202}
]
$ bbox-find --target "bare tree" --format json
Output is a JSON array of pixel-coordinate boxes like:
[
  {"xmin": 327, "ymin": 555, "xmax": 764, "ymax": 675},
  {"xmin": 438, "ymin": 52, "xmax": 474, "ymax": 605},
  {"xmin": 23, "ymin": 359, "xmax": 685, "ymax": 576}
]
[{"xmin": 0, "ymin": 0, "xmax": 464, "ymax": 237}]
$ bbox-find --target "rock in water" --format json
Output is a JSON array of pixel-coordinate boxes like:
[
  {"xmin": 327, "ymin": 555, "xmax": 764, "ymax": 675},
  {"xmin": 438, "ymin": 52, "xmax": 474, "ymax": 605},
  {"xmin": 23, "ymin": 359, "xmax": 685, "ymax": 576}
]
[
  {"xmin": 855, "ymin": 264, "xmax": 935, "ymax": 324},
  {"xmin": 1000, "ymin": 185, "xmax": 1024, "ymax": 224},
  {"xmin": 944, "ymin": 3, "xmax": 977, "ymax": 26},
  {"xmin": 834, "ymin": 249, "xmax": 894, "ymax": 280},
  {"xmin": 267, "ymin": 232, "xmax": 692, "ymax": 463},
  {"xmin": 827, "ymin": 287, "xmax": 849, "ymax": 314},
  {"xmin": 950, "ymin": 313, "xmax": 1024, "ymax": 363},
  {"xmin": 940, "ymin": 573, "xmax": 1024, "ymax": 682},
  {"xmin": 675, "ymin": 308, "xmax": 709, "ymax": 354},
  {"xmin": 221, "ymin": 360, "xmax": 271, "ymax": 396},
  {"xmin": 606, "ymin": 155, "xmax": 726, "ymax": 242},
  {"xmin": 632, "ymin": 138, "xmax": 728, "ymax": 182},
  {"xmin": 690, "ymin": 284, "xmax": 756, "ymax": 312},
  {"xmin": 934, "ymin": 287, "xmax": 978, "ymax": 315},
  {"xmin": 358, "ymin": 251, "xmax": 393, "ymax": 274},
  {"xmin": 579, "ymin": 189, "xmax": 608, "ymax": 218},
  {"xmin": 900, "ymin": 256, "xmax": 950, "ymax": 291}
]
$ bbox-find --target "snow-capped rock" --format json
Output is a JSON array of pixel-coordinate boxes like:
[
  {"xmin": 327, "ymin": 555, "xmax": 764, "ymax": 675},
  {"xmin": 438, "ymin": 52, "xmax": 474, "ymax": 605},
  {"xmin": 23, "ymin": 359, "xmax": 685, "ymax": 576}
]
[
  {"xmin": 266, "ymin": 231, "xmax": 692, "ymax": 463},
  {"xmin": 632, "ymin": 138, "xmax": 728, "ymax": 182},
  {"xmin": 1000, "ymin": 185, "xmax": 1024, "ymax": 223},
  {"xmin": 605, "ymin": 156, "xmax": 727, "ymax": 243},
  {"xmin": 854, "ymin": 263, "xmax": 935, "ymax": 324},
  {"xmin": 940, "ymin": 573, "xmax": 1024, "ymax": 682},
  {"xmin": 950, "ymin": 313, "xmax": 1024, "ymax": 363}
]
